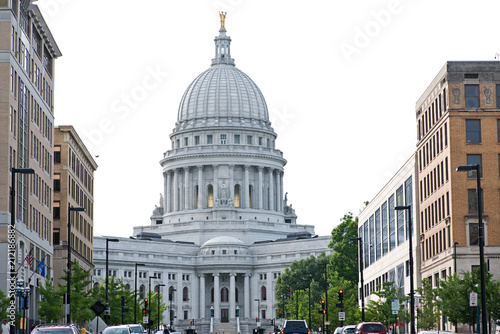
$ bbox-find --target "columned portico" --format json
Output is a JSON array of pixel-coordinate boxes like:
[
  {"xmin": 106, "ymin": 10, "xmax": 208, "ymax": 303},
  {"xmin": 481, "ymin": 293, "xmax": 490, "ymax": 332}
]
[
  {"xmin": 229, "ymin": 273, "xmax": 236, "ymax": 318},
  {"xmin": 199, "ymin": 274, "xmax": 206, "ymax": 318},
  {"xmin": 213, "ymin": 273, "xmax": 220, "ymax": 320}
]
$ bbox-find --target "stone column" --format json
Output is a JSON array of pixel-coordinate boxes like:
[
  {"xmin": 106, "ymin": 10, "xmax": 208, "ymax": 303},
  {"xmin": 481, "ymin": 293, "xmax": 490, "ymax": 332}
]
[
  {"xmin": 279, "ymin": 170, "xmax": 284, "ymax": 212},
  {"xmin": 192, "ymin": 274, "xmax": 199, "ymax": 319},
  {"xmin": 258, "ymin": 167, "xmax": 263, "ymax": 209},
  {"xmin": 251, "ymin": 273, "xmax": 258, "ymax": 320},
  {"xmin": 269, "ymin": 168, "xmax": 274, "ymax": 211},
  {"xmin": 199, "ymin": 274, "xmax": 206, "ymax": 319},
  {"xmin": 173, "ymin": 169, "xmax": 178, "ymax": 211},
  {"xmin": 166, "ymin": 171, "xmax": 171, "ymax": 213},
  {"xmin": 229, "ymin": 273, "xmax": 236, "ymax": 318},
  {"xmin": 197, "ymin": 165, "xmax": 203, "ymax": 209},
  {"xmin": 214, "ymin": 165, "xmax": 219, "ymax": 202},
  {"xmin": 213, "ymin": 273, "xmax": 220, "ymax": 320},
  {"xmin": 244, "ymin": 165, "xmax": 250, "ymax": 209},
  {"xmin": 184, "ymin": 167, "xmax": 190, "ymax": 210},
  {"xmin": 244, "ymin": 273, "xmax": 250, "ymax": 318},
  {"xmin": 176, "ymin": 272, "xmax": 182, "ymax": 323},
  {"xmin": 229, "ymin": 165, "xmax": 235, "ymax": 204}
]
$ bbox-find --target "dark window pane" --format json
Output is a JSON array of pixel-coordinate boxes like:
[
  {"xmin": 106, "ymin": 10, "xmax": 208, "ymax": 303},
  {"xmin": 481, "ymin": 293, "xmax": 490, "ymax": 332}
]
[
  {"xmin": 465, "ymin": 85, "xmax": 479, "ymax": 108},
  {"xmin": 497, "ymin": 85, "xmax": 500, "ymax": 108},
  {"xmin": 466, "ymin": 154, "xmax": 482, "ymax": 178},
  {"xmin": 469, "ymin": 223, "xmax": 479, "ymax": 245},
  {"xmin": 466, "ymin": 119, "xmax": 481, "ymax": 144}
]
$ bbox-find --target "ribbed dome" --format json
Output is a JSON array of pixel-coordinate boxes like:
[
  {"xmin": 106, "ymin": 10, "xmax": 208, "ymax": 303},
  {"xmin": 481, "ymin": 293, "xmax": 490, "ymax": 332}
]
[
  {"xmin": 176, "ymin": 65, "xmax": 270, "ymax": 130},
  {"xmin": 173, "ymin": 27, "xmax": 272, "ymax": 132},
  {"xmin": 201, "ymin": 236, "xmax": 245, "ymax": 247}
]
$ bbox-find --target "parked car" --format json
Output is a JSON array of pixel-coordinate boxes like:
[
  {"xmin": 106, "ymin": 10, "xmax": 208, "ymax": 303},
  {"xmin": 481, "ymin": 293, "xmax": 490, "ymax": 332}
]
[
  {"xmin": 127, "ymin": 325, "xmax": 146, "ymax": 334},
  {"xmin": 354, "ymin": 322, "xmax": 387, "ymax": 334},
  {"xmin": 341, "ymin": 325, "xmax": 356, "ymax": 334},
  {"xmin": 333, "ymin": 327, "xmax": 343, "ymax": 334},
  {"xmin": 102, "ymin": 325, "xmax": 133, "ymax": 334},
  {"xmin": 281, "ymin": 320, "xmax": 310, "ymax": 334},
  {"xmin": 31, "ymin": 324, "xmax": 80, "ymax": 334}
]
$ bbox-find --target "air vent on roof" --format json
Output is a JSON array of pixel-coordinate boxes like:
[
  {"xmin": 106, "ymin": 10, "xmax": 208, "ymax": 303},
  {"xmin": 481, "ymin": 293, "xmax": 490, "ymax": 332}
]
[{"xmin": 464, "ymin": 73, "xmax": 478, "ymax": 79}]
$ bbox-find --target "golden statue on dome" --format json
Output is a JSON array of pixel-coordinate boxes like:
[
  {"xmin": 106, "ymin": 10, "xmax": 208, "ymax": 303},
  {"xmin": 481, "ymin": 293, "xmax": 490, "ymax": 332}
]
[{"xmin": 219, "ymin": 11, "xmax": 227, "ymax": 29}]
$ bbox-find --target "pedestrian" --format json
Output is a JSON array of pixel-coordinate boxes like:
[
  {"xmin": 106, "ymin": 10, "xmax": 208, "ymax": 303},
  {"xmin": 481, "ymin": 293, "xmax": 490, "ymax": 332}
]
[
  {"xmin": 163, "ymin": 324, "xmax": 169, "ymax": 334},
  {"xmin": 1, "ymin": 319, "xmax": 11, "ymax": 334}
]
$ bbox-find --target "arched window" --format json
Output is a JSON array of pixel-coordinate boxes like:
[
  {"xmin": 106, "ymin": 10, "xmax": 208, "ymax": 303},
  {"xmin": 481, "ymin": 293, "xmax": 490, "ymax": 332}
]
[
  {"xmin": 261, "ymin": 286, "xmax": 267, "ymax": 301},
  {"xmin": 154, "ymin": 285, "xmax": 160, "ymax": 293},
  {"xmin": 183, "ymin": 287, "xmax": 189, "ymax": 301},
  {"xmin": 249, "ymin": 185, "xmax": 253, "ymax": 208},
  {"xmin": 234, "ymin": 184, "xmax": 240, "ymax": 207},
  {"xmin": 194, "ymin": 185, "xmax": 199, "ymax": 208},
  {"xmin": 235, "ymin": 288, "xmax": 239, "ymax": 303},
  {"xmin": 211, "ymin": 288, "xmax": 214, "ymax": 303},
  {"xmin": 221, "ymin": 287, "xmax": 229, "ymax": 302},
  {"xmin": 208, "ymin": 185, "xmax": 214, "ymax": 207},
  {"xmin": 124, "ymin": 284, "xmax": 130, "ymax": 291},
  {"xmin": 139, "ymin": 285, "xmax": 145, "ymax": 299}
]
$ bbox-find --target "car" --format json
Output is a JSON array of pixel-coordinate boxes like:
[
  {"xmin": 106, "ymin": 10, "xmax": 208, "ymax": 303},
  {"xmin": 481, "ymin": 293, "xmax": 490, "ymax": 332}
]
[
  {"xmin": 32, "ymin": 324, "xmax": 80, "ymax": 334},
  {"xmin": 416, "ymin": 332, "xmax": 453, "ymax": 334},
  {"xmin": 127, "ymin": 325, "xmax": 146, "ymax": 334},
  {"xmin": 333, "ymin": 327, "xmax": 343, "ymax": 334},
  {"xmin": 102, "ymin": 325, "xmax": 133, "ymax": 334},
  {"xmin": 281, "ymin": 320, "xmax": 310, "ymax": 334},
  {"xmin": 354, "ymin": 322, "xmax": 387, "ymax": 334},
  {"xmin": 341, "ymin": 325, "xmax": 356, "ymax": 334}
]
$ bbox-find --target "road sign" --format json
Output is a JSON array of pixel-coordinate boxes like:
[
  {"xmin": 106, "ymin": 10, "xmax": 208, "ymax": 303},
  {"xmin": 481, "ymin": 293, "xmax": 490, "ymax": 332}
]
[
  {"xmin": 143, "ymin": 316, "xmax": 149, "ymax": 324},
  {"xmin": 325, "ymin": 321, "xmax": 330, "ymax": 326},
  {"xmin": 338, "ymin": 312, "xmax": 345, "ymax": 321},
  {"xmin": 470, "ymin": 292, "xmax": 478, "ymax": 307},
  {"xmin": 391, "ymin": 299, "xmax": 400, "ymax": 311}
]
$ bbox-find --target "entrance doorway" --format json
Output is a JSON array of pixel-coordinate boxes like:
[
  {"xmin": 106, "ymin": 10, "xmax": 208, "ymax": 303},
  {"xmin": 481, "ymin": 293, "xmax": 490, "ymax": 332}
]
[{"xmin": 221, "ymin": 309, "xmax": 229, "ymax": 322}]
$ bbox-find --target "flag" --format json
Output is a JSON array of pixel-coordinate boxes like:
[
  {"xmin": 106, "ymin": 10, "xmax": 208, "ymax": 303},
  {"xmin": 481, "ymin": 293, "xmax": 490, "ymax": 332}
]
[
  {"xmin": 25, "ymin": 250, "xmax": 33, "ymax": 267},
  {"xmin": 37, "ymin": 258, "xmax": 45, "ymax": 277}
]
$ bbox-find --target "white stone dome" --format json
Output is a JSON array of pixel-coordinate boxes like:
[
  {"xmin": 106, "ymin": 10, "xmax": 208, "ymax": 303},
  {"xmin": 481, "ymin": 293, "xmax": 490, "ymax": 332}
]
[
  {"xmin": 201, "ymin": 236, "xmax": 245, "ymax": 248},
  {"xmin": 173, "ymin": 28, "xmax": 272, "ymax": 132}
]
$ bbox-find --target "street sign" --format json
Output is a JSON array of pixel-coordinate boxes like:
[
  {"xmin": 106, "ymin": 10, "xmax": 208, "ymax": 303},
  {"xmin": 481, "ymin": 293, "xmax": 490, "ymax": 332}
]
[
  {"xmin": 338, "ymin": 312, "xmax": 345, "ymax": 321},
  {"xmin": 470, "ymin": 292, "xmax": 478, "ymax": 307},
  {"xmin": 325, "ymin": 321, "xmax": 330, "ymax": 326},
  {"xmin": 143, "ymin": 316, "xmax": 149, "ymax": 324},
  {"xmin": 91, "ymin": 301, "xmax": 106, "ymax": 316},
  {"xmin": 391, "ymin": 299, "xmax": 399, "ymax": 312}
]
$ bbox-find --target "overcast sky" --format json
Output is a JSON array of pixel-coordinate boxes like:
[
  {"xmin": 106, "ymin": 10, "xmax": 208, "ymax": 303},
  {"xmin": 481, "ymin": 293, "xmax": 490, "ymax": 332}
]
[{"xmin": 36, "ymin": 0, "xmax": 500, "ymax": 238}]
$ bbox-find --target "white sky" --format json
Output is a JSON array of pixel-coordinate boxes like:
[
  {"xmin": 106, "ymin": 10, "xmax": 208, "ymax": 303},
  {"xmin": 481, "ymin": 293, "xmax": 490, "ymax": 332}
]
[{"xmin": 36, "ymin": 0, "xmax": 500, "ymax": 238}]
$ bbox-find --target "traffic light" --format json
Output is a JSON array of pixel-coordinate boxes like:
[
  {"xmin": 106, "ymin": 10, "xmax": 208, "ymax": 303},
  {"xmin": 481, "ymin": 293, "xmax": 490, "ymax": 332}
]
[
  {"xmin": 321, "ymin": 300, "xmax": 325, "ymax": 310},
  {"xmin": 144, "ymin": 298, "xmax": 148, "ymax": 309},
  {"xmin": 338, "ymin": 290, "xmax": 344, "ymax": 301},
  {"xmin": 142, "ymin": 308, "xmax": 146, "ymax": 315}
]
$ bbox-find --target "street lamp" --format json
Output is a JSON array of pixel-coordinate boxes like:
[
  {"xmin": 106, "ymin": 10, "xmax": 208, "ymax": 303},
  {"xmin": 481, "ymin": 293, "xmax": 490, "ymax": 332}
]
[
  {"xmin": 10, "ymin": 168, "xmax": 35, "ymax": 309},
  {"xmin": 317, "ymin": 263, "xmax": 328, "ymax": 334},
  {"xmin": 157, "ymin": 284, "xmax": 165, "ymax": 330},
  {"xmin": 456, "ymin": 164, "xmax": 487, "ymax": 334},
  {"xmin": 134, "ymin": 263, "xmax": 146, "ymax": 323},
  {"xmin": 148, "ymin": 275, "xmax": 157, "ymax": 334},
  {"xmin": 254, "ymin": 298, "xmax": 260, "ymax": 325},
  {"xmin": 394, "ymin": 205, "xmax": 415, "ymax": 334},
  {"xmin": 105, "ymin": 238, "xmax": 119, "ymax": 324},
  {"xmin": 169, "ymin": 287, "xmax": 177, "ymax": 330},
  {"xmin": 349, "ymin": 237, "xmax": 365, "ymax": 322},
  {"xmin": 453, "ymin": 242, "xmax": 459, "ymax": 274},
  {"xmin": 67, "ymin": 205, "xmax": 85, "ymax": 324}
]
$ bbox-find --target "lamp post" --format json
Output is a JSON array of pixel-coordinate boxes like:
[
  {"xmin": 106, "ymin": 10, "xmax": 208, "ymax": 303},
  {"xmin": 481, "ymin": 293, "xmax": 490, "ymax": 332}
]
[
  {"xmin": 169, "ymin": 288, "xmax": 177, "ymax": 330},
  {"xmin": 157, "ymin": 284, "xmax": 165, "ymax": 330},
  {"xmin": 394, "ymin": 205, "xmax": 415, "ymax": 334},
  {"xmin": 317, "ymin": 263, "xmax": 328, "ymax": 334},
  {"xmin": 134, "ymin": 263, "xmax": 146, "ymax": 323},
  {"xmin": 66, "ymin": 205, "xmax": 85, "ymax": 324},
  {"xmin": 302, "ymin": 277, "xmax": 312, "ymax": 328},
  {"xmin": 10, "ymin": 168, "xmax": 35, "ymax": 312},
  {"xmin": 148, "ymin": 275, "xmax": 157, "ymax": 334},
  {"xmin": 254, "ymin": 298, "xmax": 260, "ymax": 326},
  {"xmin": 349, "ymin": 237, "xmax": 365, "ymax": 322},
  {"xmin": 456, "ymin": 164, "xmax": 487, "ymax": 334},
  {"xmin": 453, "ymin": 242, "xmax": 459, "ymax": 274},
  {"xmin": 105, "ymin": 238, "xmax": 119, "ymax": 324}
]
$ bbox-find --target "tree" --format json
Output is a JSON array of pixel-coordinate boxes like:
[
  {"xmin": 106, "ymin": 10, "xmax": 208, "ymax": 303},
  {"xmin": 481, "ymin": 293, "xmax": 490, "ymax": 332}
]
[
  {"xmin": 365, "ymin": 282, "xmax": 408, "ymax": 329},
  {"xmin": 328, "ymin": 213, "xmax": 359, "ymax": 284},
  {"xmin": 415, "ymin": 278, "xmax": 440, "ymax": 330},
  {"xmin": 0, "ymin": 288, "xmax": 10, "ymax": 320},
  {"xmin": 38, "ymin": 279, "xmax": 63, "ymax": 323},
  {"xmin": 58, "ymin": 260, "xmax": 94, "ymax": 327}
]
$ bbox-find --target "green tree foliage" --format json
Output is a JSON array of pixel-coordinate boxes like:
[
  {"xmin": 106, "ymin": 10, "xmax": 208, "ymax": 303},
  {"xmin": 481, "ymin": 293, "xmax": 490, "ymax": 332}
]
[
  {"xmin": 58, "ymin": 260, "xmax": 94, "ymax": 327},
  {"xmin": 365, "ymin": 282, "xmax": 408, "ymax": 329},
  {"xmin": 439, "ymin": 268, "xmax": 500, "ymax": 328},
  {"xmin": 328, "ymin": 213, "xmax": 359, "ymax": 284},
  {"xmin": 0, "ymin": 288, "xmax": 11, "ymax": 320},
  {"xmin": 38, "ymin": 279, "xmax": 63, "ymax": 323},
  {"xmin": 415, "ymin": 279, "xmax": 440, "ymax": 330}
]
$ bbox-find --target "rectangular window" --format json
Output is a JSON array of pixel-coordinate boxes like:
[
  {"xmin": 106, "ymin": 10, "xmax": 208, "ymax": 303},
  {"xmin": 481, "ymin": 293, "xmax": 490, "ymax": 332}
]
[
  {"xmin": 220, "ymin": 134, "xmax": 227, "ymax": 144},
  {"xmin": 466, "ymin": 154, "xmax": 482, "ymax": 178},
  {"xmin": 54, "ymin": 145, "xmax": 61, "ymax": 164},
  {"xmin": 247, "ymin": 135, "xmax": 252, "ymax": 145},
  {"xmin": 363, "ymin": 221, "xmax": 369, "ymax": 266},
  {"xmin": 497, "ymin": 85, "xmax": 500, "ymax": 108},
  {"xmin": 234, "ymin": 134, "xmax": 240, "ymax": 144},
  {"xmin": 369, "ymin": 215, "xmax": 375, "ymax": 264},
  {"xmin": 258, "ymin": 137, "xmax": 263, "ymax": 145},
  {"xmin": 469, "ymin": 223, "xmax": 479, "ymax": 246},
  {"xmin": 467, "ymin": 189, "xmax": 483, "ymax": 214},
  {"xmin": 388, "ymin": 195, "xmax": 395, "ymax": 251},
  {"xmin": 207, "ymin": 135, "xmax": 213, "ymax": 144},
  {"xmin": 195, "ymin": 136, "xmax": 200, "ymax": 145},
  {"xmin": 396, "ymin": 186, "xmax": 405, "ymax": 246},
  {"xmin": 375, "ymin": 209, "xmax": 381, "ymax": 261},
  {"xmin": 465, "ymin": 85, "xmax": 479, "ymax": 108},
  {"xmin": 405, "ymin": 176, "xmax": 413, "ymax": 240},
  {"xmin": 184, "ymin": 137, "xmax": 188, "ymax": 146},
  {"xmin": 466, "ymin": 119, "xmax": 481, "ymax": 144}
]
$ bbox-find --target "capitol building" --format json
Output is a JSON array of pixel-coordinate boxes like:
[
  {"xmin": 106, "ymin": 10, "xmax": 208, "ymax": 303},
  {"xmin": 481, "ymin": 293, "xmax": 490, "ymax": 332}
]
[{"xmin": 93, "ymin": 15, "xmax": 332, "ymax": 334}]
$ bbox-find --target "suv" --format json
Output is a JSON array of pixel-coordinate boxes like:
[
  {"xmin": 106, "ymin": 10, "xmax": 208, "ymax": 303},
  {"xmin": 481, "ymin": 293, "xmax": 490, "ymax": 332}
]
[
  {"xmin": 32, "ymin": 324, "xmax": 80, "ymax": 334},
  {"xmin": 127, "ymin": 324, "xmax": 146, "ymax": 334},
  {"xmin": 281, "ymin": 320, "xmax": 310, "ymax": 334},
  {"xmin": 354, "ymin": 322, "xmax": 387, "ymax": 334}
]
